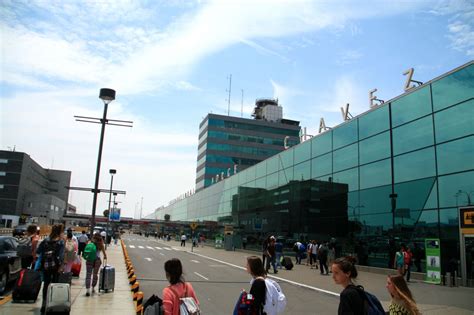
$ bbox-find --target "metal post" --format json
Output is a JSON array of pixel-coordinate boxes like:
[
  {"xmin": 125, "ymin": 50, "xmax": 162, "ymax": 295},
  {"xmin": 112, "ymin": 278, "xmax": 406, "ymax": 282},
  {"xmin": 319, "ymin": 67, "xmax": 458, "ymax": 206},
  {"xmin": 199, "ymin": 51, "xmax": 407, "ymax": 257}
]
[{"xmin": 91, "ymin": 102, "xmax": 109, "ymax": 230}]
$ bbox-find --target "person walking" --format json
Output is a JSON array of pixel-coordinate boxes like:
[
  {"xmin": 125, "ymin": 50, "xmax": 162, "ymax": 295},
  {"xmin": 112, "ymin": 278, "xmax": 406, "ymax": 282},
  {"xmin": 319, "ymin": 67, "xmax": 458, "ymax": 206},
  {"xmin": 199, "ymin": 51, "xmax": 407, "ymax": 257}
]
[
  {"xmin": 180, "ymin": 234, "xmax": 187, "ymax": 247},
  {"xmin": 327, "ymin": 243, "xmax": 336, "ymax": 273},
  {"xmin": 63, "ymin": 229, "xmax": 78, "ymax": 273},
  {"xmin": 310, "ymin": 240, "xmax": 318, "ymax": 269},
  {"xmin": 265, "ymin": 237, "xmax": 278, "ymax": 274},
  {"xmin": 386, "ymin": 275, "xmax": 421, "ymax": 315},
  {"xmin": 262, "ymin": 236, "xmax": 270, "ymax": 268},
  {"xmin": 18, "ymin": 224, "xmax": 40, "ymax": 269},
  {"xmin": 404, "ymin": 247, "xmax": 413, "ymax": 282},
  {"xmin": 412, "ymin": 243, "xmax": 423, "ymax": 272},
  {"xmin": 318, "ymin": 241, "xmax": 329, "ymax": 275},
  {"xmin": 306, "ymin": 241, "xmax": 313, "ymax": 266},
  {"xmin": 162, "ymin": 258, "xmax": 199, "ymax": 315},
  {"xmin": 245, "ymin": 256, "xmax": 267, "ymax": 315},
  {"xmin": 332, "ymin": 256, "xmax": 365, "ymax": 315},
  {"xmin": 275, "ymin": 238, "xmax": 283, "ymax": 270},
  {"xmin": 84, "ymin": 233, "xmax": 107, "ymax": 297},
  {"xmin": 35, "ymin": 224, "xmax": 65, "ymax": 314},
  {"xmin": 77, "ymin": 230, "xmax": 89, "ymax": 256},
  {"xmin": 394, "ymin": 245, "xmax": 406, "ymax": 276}
]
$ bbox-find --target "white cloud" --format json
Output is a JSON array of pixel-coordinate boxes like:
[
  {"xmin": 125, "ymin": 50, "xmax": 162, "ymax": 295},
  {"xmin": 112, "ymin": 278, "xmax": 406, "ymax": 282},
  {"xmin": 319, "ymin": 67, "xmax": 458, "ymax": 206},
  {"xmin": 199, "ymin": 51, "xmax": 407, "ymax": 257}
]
[
  {"xmin": 336, "ymin": 50, "xmax": 364, "ymax": 66},
  {"xmin": 447, "ymin": 21, "xmax": 474, "ymax": 56}
]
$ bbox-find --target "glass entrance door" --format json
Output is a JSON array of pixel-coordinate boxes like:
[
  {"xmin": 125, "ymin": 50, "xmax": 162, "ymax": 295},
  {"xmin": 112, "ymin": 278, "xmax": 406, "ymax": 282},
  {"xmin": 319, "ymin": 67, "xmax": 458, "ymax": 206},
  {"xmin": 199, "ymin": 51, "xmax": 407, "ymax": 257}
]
[{"xmin": 465, "ymin": 235, "xmax": 474, "ymax": 287}]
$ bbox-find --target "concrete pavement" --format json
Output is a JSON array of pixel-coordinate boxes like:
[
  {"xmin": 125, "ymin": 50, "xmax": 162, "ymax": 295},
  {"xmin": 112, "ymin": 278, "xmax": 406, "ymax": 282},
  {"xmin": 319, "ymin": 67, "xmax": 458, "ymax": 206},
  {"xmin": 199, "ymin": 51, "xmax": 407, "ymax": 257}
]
[
  {"xmin": 0, "ymin": 241, "xmax": 135, "ymax": 315},
  {"xmin": 152, "ymin": 237, "xmax": 474, "ymax": 315}
]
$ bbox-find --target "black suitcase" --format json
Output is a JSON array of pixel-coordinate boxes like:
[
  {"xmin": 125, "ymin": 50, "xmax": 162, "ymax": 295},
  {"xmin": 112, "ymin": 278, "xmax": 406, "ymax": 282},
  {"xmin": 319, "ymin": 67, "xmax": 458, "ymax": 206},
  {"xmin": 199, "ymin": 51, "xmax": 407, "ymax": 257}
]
[
  {"xmin": 282, "ymin": 257, "xmax": 293, "ymax": 270},
  {"xmin": 57, "ymin": 272, "xmax": 73, "ymax": 285},
  {"xmin": 12, "ymin": 269, "xmax": 42, "ymax": 302}
]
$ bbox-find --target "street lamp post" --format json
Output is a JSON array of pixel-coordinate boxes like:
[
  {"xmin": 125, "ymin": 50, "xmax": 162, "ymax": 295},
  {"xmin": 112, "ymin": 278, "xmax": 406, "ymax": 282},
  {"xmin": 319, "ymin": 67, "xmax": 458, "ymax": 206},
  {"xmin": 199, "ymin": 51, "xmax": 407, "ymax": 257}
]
[
  {"xmin": 456, "ymin": 190, "xmax": 473, "ymax": 206},
  {"xmin": 106, "ymin": 169, "xmax": 116, "ymax": 248}
]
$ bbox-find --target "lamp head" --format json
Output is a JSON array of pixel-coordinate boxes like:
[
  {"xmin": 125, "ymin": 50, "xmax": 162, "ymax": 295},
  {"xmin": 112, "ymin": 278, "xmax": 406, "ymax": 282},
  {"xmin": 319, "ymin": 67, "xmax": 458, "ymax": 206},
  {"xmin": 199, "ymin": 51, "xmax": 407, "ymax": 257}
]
[
  {"xmin": 99, "ymin": 88, "xmax": 116, "ymax": 104},
  {"xmin": 109, "ymin": 169, "xmax": 117, "ymax": 175}
]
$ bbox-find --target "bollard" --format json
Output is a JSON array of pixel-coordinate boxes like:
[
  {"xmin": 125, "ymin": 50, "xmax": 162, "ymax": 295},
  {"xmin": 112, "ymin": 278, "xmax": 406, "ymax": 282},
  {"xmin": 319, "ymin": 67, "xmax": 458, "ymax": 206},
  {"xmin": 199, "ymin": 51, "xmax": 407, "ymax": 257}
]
[
  {"xmin": 131, "ymin": 281, "xmax": 140, "ymax": 293},
  {"xmin": 454, "ymin": 270, "xmax": 459, "ymax": 287},
  {"xmin": 129, "ymin": 275, "xmax": 137, "ymax": 285},
  {"xmin": 446, "ymin": 272, "xmax": 452, "ymax": 287}
]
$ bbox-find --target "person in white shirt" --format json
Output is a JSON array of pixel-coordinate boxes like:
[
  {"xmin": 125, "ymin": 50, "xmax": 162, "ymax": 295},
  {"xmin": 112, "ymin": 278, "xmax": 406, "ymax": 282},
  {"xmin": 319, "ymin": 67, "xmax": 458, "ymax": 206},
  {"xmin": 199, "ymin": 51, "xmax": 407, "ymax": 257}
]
[
  {"xmin": 77, "ymin": 230, "xmax": 89, "ymax": 256},
  {"xmin": 180, "ymin": 234, "xmax": 187, "ymax": 247}
]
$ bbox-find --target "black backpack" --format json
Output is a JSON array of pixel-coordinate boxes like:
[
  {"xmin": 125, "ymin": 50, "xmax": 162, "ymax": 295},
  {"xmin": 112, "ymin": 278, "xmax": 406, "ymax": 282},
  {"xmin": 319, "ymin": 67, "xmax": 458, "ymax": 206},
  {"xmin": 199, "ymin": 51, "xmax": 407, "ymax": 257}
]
[{"xmin": 42, "ymin": 240, "xmax": 60, "ymax": 271}]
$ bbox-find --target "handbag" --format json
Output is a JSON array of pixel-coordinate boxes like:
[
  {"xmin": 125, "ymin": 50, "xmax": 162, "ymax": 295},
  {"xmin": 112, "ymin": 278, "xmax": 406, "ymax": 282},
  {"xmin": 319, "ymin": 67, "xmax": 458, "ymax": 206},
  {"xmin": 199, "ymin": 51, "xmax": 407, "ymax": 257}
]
[{"xmin": 169, "ymin": 283, "xmax": 201, "ymax": 315}]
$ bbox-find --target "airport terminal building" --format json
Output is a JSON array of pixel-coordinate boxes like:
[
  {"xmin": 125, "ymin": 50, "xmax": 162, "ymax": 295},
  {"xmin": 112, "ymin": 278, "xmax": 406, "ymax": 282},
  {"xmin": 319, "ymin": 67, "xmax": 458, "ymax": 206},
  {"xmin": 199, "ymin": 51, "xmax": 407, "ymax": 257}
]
[{"xmin": 148, "ymin": 61, "xmax": 473, "ymax": 276}]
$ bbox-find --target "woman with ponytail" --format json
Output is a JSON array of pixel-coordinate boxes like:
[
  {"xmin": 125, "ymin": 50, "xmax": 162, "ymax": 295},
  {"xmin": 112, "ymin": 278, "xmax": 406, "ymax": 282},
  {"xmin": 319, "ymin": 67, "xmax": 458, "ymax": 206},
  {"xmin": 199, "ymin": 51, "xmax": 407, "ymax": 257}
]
[
  {"xmin": 386, "ymin": 275, "xmax": 421, "ymax": 315},
  {"xmin": 332, "ymin": 256, "xmax": 365, "ymax": 315}
]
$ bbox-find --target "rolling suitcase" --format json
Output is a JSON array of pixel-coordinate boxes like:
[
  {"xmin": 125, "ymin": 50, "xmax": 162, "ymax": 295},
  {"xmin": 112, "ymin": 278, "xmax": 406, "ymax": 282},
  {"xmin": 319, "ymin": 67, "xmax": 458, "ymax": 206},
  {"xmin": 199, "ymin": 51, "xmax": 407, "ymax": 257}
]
[
  {"xmin": 99, "ymin": 261, "xmax": 115, "ymax": 293},
  {"xmin": 12, "ymin": 269, "xmax": 42, "ymax": 302},
  {"xmin": 57, "ymin": 272, "xmax": 73, "ymax": 285},
  {"xmin": 282, "ymin": 257, "xmax": 293, "ymax": 270},
  {"xmin": 45, "ymin": 283, "xmax": 71, "ymax": 314},
  {"xmin": 71, "ymin": 262, "xmax": 81, "ymax": 277}
]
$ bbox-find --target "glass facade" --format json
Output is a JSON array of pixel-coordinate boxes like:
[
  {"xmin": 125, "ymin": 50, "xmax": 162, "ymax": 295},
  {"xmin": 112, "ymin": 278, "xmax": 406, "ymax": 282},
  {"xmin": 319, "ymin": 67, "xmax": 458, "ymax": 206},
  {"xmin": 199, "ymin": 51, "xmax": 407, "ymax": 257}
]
[{"xmin": 152, "ymin": 62, "xmax": 474, "ymax": 273}]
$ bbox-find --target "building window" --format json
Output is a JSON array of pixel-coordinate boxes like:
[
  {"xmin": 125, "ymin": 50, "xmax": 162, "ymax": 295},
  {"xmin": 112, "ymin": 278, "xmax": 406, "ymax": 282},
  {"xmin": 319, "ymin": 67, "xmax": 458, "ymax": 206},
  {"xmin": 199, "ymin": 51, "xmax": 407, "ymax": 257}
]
[
  {"xmin": 0, "ymin": 159, "xmax": 7, "ymax": 164},
  {"xmin": 28, "ymin": 202, "xmax": 33, "ymax": 208},
  {"xmin": 0, "ymin": 184, "xmax": 3, "ymax": 189},
  {"xmin": 0, "ymin": 171, "xmax": 5, "ymax": 176},
  {"xmin": 392, "ymin": 115, "xmax": 434, "ymax": 156},
  {"xmin": 432, "ymin": 64, "xmax": 474, "ymax": 111},
  {"xmin": 391, "ymin": 86, "xmax": 432, "ymax": 128}
]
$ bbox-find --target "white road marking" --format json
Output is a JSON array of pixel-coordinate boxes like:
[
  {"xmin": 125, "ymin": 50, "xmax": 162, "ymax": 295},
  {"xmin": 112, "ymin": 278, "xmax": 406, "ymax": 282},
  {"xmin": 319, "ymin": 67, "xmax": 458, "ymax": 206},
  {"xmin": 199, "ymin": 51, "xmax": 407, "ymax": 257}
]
[
  {"xmin": 172, "ymin": 247, "xmax": 181, "ymax": 251},
  {"xmin": 138, "ymin": 246, "xmax": 144, "ymax": 249},
  {"xmin": 155, "ymin": 247, "xmax": 162, "ymax": 250},
  {"xmin": 209, "ymin": 265, "xmax": 227, "ymax": 267},
  {"xmin": 190, "ymin": 260, "xmax": 200, "ymax": 264},
  {"xmin": 190, "ymin": 252, "xmax": 339, "ymax": 297},
  {"xmin": 146, "ymin": 246, "xmax": 155, "ymax": 250},
  {"xmin": 194, "ymin": 272, "xmax": 208, "ymax": 280},
  {"xmin": 145, "ymin": 258, "xmax": 152, "ymax": 262},
  {"xmin": 160, "ymin": 253, "xmax": 165, "ymax": 256},
  {"xmin": 163, "ymin": 247, "xmax": 171, "ymax": 251},
  {"xmin": 129, "ymin": 245, "xmax": 136, "ymax": 248}
]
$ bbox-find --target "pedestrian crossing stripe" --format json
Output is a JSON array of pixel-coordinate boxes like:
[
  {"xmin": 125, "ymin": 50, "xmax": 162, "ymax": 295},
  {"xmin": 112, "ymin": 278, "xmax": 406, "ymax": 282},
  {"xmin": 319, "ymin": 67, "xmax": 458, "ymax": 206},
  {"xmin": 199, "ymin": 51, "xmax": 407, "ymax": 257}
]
[{"xmin": 138, "ymin": 246, "xmax": 144, "ymax": 249}]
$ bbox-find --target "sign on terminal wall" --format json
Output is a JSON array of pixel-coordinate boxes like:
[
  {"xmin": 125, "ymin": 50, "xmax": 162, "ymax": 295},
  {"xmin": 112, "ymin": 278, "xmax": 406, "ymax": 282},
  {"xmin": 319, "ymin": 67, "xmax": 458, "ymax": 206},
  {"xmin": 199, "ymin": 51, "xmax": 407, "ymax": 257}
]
[{"xmin": 425, "ymin": 238, "xmax": 441, "ymax": 284}]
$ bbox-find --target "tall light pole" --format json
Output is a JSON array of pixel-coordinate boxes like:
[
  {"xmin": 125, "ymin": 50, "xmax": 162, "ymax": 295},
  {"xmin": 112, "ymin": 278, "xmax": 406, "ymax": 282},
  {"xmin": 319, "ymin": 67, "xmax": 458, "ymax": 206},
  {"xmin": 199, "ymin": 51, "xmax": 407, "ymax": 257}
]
[
  {"xmin": 92, "ymin": 88, "xmax": 115, "ymax": 230},
  {"xmin": 106, "ymin": 169, "xmax": 116, "ymax": 248}
]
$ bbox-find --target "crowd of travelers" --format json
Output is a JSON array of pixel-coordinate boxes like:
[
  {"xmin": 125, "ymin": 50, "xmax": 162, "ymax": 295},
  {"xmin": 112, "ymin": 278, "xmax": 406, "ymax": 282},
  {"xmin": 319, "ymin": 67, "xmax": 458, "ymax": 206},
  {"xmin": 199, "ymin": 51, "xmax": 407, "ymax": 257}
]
[{"xmin": 13, "ymin": 223, "xmax": 121, "ymax": 314}]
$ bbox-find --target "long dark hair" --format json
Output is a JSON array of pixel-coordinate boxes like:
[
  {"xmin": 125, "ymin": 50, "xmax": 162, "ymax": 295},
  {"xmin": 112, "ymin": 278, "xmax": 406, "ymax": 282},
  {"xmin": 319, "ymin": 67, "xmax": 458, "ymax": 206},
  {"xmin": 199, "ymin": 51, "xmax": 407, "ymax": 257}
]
[
  {"xmin": 165, "ymin": 258, "xmax": 184, "ymax": 285},
  {"xmin": 332, "ymin": 256, "xmax": 358, "ymax": 279},
  {"xmin": 247, "ymin": 256, "xmax": 266, "ymax": 278},
  {"xmin": 49, "ymin": 224, "xmax": 64, "ymax": 240},
  {"xmin": 388, "ymin": 275, "xmax": 420, "ymax": 315},
  {"xmin": 92, "ymin": 233, "xmax": 104, "ymax": 251}
]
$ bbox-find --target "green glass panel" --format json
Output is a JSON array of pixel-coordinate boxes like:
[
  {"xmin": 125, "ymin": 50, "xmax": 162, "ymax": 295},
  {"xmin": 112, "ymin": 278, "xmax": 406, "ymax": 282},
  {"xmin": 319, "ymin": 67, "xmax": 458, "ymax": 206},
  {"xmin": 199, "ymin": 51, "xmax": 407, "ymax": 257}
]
[
  {"xmin": 311, "ymin": 130, "xmax": 332, "ymax": 157},
  {"xmin": 279, "ymin": 149, "xmax": 294, "ymax": 169},
  {"xmin": 357, "ymin": 212, "xmax": 393, "ymax": 230},
  {"xmin": 267, "ymin": 156, "xmax": 279, "ymax": 174},
  {"xmin": 255, "ymin": 177, "xmax": 266, "ymax": 189},
  {"xmin": 266, "ymin": 172, "xmax": 279, "ymax": 189},
  {"xmin": 333, "ymin": 143, "xmax": 358, "ymax": 172},
  {"xmin": 439, "ymin": 208, "xmax": 459, "ymax": 240},
  {"xmin": 412, "ymin": 210, "xmax": 438, "ymax": 238},
  {"xmin": 394, "ymin": 147, "xmax": 436, "ymax": 183},
  {"xmin": 333, "ymin": 119, "xmax": 358, "ymax": 149},
  {"xmin": 333, "ymin": 167, "xmax": 359, "ymax": 192},
  {"xmin": 393, "ymin": 116, "xmax": 434, "ymax": 155},
  {"xmin": 392, "ymin": 86, "xmax": 432, "ymax": 127},
  {"xmin": 438, "ymin": 171, "xmax": 474, "ymax": 208},
  {"xmin": 359, "ymin": 104, "xmax": 390, "ymax": 140},
  {"xmin": 434, "ymin": 99, "xmax": 474, "ymax": 143},
  {"xmin": 279, "ymin": 167, "xmax": 293, "ymax": 186},
  {"xmin": 359, "ymin": 184, "xmax": 392, "ymax": 215},
  {"xmin": 360, "ymin": 159, "xmax": 391, "ymax": 190},
  {"xmin": 294, "ymin": 161, "xmax": 311, "ymax": 181},
  {"xmin": 394, "ymin": 177, "xmax": 436, "ymax": 212},
  {"xmin": 238, "ymin": 172, "xmax": 247, "ymax": 185},
  {"xmin": 437, "ymin": 136, "xmax": 474, "ymax": 175},
  {"xmin": 359, "ymin": 131, "xmax": 391, "ymax": 165},
  {"xmin": 246, "ymin": 166, "xmax": 256, "ymax": 182},
  {"xmin": 311, "ymin": 152, "xmax": 332, "ymax": 178},
  {"xmin": 432, "ymin": 64, "xmax": 474, "ymax": 111},
  {"xmin": 294, "ymin": 140, "xmax": 311, "ymax": 164},
  {"xmin": 424, "ymin": 181, "xmax": 438, "ymax": 209},
  {"xmin": 256, "ymin": 161, "xmax": 267, "ymax": 179}
]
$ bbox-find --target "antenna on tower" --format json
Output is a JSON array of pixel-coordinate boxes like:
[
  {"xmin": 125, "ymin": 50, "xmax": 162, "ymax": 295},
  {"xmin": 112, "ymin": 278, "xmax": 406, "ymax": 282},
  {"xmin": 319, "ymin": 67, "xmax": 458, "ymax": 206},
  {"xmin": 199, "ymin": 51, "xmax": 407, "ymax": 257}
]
[
  {"xmin": 226, "ymin": 74, "xmax": 232, "ymax": 116},
  {"xmin": 241, "ymin": 89, "xmax": 244, "ymax": 117}
]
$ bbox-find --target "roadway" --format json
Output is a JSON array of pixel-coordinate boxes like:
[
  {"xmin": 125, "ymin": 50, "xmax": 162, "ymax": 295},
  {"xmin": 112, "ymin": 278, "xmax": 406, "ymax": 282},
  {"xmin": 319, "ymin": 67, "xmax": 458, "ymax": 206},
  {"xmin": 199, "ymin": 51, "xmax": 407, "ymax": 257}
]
[{"xmin": 123, "ymin": 234, "xmax": 339, "ymax": 314}]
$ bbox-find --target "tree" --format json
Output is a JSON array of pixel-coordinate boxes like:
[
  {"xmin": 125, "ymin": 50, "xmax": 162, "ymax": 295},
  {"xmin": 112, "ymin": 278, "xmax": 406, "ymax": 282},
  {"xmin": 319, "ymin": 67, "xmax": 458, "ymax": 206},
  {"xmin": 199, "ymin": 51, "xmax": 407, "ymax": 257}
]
[{"xmin": 164, "ymin": 214, "xmax": 170, "ymax": 222}]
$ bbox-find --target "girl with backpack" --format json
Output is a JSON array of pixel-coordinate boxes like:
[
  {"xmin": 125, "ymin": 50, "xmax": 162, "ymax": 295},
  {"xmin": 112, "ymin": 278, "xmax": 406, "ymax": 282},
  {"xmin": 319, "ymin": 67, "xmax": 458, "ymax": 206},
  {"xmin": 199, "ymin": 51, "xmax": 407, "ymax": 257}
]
[
  {"xmin": 35, "ymin": 224, "xmax": 65, "ymax": 314},
  {"xmin": 162, "ymin": 258, "xmax": 199, "ymax": 315},
  {"xmin": 245, "ymin": 256, "xmax": 267, "ymax": 315},
  {"xmin": 63, "ymin": 230, "xmax": 78, "ymax": 273},
  {"xmin": 386, "ymin": 275, "xmax": 421, "ymax": 315},
  {"xmin": 84, "ymin": 233, "xmax": 107, "ymax": 296},
  {"xmin": 332, "ymin": 256, "xmax": 365, "ymax": 315}
]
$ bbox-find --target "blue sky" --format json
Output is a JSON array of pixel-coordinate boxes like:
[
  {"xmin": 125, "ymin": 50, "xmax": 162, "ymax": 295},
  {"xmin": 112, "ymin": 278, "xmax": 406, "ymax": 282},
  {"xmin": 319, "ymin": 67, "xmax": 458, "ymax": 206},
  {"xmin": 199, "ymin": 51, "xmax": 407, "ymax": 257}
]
[{"xmin": 1, "ymin": 0, "xmax": 473, "ymax": 218}]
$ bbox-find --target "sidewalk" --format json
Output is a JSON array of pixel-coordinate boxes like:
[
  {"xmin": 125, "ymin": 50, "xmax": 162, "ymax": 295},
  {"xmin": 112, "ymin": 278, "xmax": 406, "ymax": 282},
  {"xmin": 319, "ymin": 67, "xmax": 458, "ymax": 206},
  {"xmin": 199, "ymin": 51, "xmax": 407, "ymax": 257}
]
[
  {"xmin": 0, "ymin": 242, "xmax": 134, "ymax": 315},
  {"xmin": 159, "ymin": 239, "xmax": 474, "ymax": 315}
]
